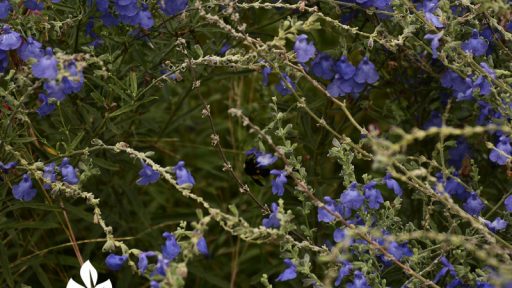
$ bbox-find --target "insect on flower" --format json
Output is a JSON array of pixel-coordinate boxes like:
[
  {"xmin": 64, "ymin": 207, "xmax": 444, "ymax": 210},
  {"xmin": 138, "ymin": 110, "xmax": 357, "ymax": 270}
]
[{"xmin": 244, "ymin": 148, "xmax": 271, "ymax": 186}]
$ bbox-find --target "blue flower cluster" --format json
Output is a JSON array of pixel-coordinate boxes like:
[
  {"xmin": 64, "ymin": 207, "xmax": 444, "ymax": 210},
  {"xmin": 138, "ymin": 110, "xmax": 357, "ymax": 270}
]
[
  {"xmin": 105, "ymin": 230, "xmax": 208, "ymax": 287},
  {"xmin": 260, "ymin": 34, "xmax": 380, "ymax": 99},
  {"xmin": 329, "ymin": 228, "xmax": 414, "ymax": 286},
  {"xmin": 317, "ymin": 177, "xmax": 401, "ymax": 224},
  {"xmin": 427, "ymin": 25, "xmax": 512, "ymax": 171},
  {"xmin": 0, "ymin": 0, "xmax": 61, "ymax": 14},
  {"xmin": 136, "ymin": 160, "xmax": 195, "ymax": 187},
  {"xmin": 434, "ymin": 172, "xmax": 485, "ymax": 216},
  {"xmin": 84, "ymin": 0, "xmax": 189, "ymax": 46},
  {"xmin": 418, "ymin": 0, "xmax": 444, "ymax": 28},
  {"xmin": 8, "ymin": 158, "xmax": 79, "ymax": 201},
  {"xmin": 0, "ymin": 24, "xmax": 85, "ymax": 117},
  {"xmin": 489, "ymin": 136, "xmax": 511, "ymax": 166},
  {"xmin": 441, "ymin": 65, "xmax": 493, "ymax": 101},
  {"xmin": 88, "ymin": 0, "xmax": 155, "ymax": 30},
  {"xmin": 432, "ymin": 137, "xmax": 512, "ymax": 231},
  {"xmin": 293, "ymin": 34, "xmax": 380, "ymax": 99}
]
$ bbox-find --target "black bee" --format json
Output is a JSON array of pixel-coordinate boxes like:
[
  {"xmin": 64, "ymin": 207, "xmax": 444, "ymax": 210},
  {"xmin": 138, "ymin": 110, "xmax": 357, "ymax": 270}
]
[{"xmin": 244, "ymin": 153, "xmax": 270, "ymax": 186}]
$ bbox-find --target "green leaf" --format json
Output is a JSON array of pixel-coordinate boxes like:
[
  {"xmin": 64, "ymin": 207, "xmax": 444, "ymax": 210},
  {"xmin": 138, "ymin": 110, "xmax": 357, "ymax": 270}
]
[
  {"xmin": 0, "ymin": 221, "xmax": 60, "ymax": 230},
  {"xmin": 32, "ymin": 263, "xmax": 53, "ymax": 288},
  {"xmin": 0, "ymin": 242, "xmax": 14, "ymax": 287},
  {"xmin": 108, "ymin": 103, "xmax": 138, "ymax": 117},
  {"xmin": 2, "ymin": 202, "xmax": 61, "ymax": 214}
]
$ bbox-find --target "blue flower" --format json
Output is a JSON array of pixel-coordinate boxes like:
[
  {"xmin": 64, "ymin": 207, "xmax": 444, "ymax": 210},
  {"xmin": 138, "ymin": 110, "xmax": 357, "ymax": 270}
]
[
  {"xmin": 477, "ymin": 100, "xmax": 493, "ymax": 125},
  {"xmin": 424, "ymin": 32, "xmax": 442, "ymax": 58},
  {"xmin": 218, "ymin": 42, "xmax": 231, "ymax": 56},
  {"xmin": 318, "ymin": 196, "xmax": 337, "ymax": 223},
  {"xmin": 263, "ymin": 202, "xmax": 280, "ymax": 228},
  {"xmin": 461, "ymin": 30, "xmax": 488, "ymax": 57},
  {"xmin": 150, "ymin": 280, "xmax": 160, "ymax": 288},
  {"xmin": 453, "ymin": 77, "xmax": 475, "ymax": 101},
  {"xmin": 12, "ymin": 174, "xmax": 37, "ymax": 201},
  {"xmin": 105, "ymin": 254, "xmax": 128, "ymax": 271},
  {"xmin": 334, "ymin": 261, "xmax": 352, "ymax": 286},
  {"xmin": 136, "ymin": 162, "xmax": 160, "ymax": 186},
  {"xmin": 261, "ymin": 65, "xmax": 272, "ymax": 86},
  {"xmin": 334, "ymin": 56, "xmax": 356, "ymax": 79},
  {"xmin": 18, "ymin": 37, "xmax": 44, "ymax": 62},
  {"xmin": 94, "ymin": 0, "xmax": 109, "ymax": 12},
  {"xmin": 327, "ymin": 75, "xmax": 364, "ymax": 97},
  {"xmin": 354, "ymin": 57, "xmax": 379, "ymax": 84},
  {"xmin": 138, "ymin": 251, "xmax": 156, "ymax": 273},
  {"xmin": 441, "ymin": 70, "xmax": 470, "ymax": 93},
  {"xmin": 423, "ymin": 111, "xmax": 442, "ymax": 129},
  {"xmin": 348, "ymin": 214, "xmax": 365, "ymax": 227},
  {"xmin": 340, "ymin": 182, "xmax": 364, "ymax": 210},
  {"xmin": 43, "ymin": 80, "xmax": 66, "ymax": 101},
  {"xmin": 37, "ymin": 94, "xmax": 56, "ymax": 117},
  {"xmin": 347, "ymin": 271, "xmax": 371, "ymax": 288},
  {"xmin": 24, "ymin": 0, "xmax": 44, "ymax": 10},
  {"xmin": 419, "ymin": 0, "xmax": 444, "ymax": 28},
  {"xmin": 270, "ymin": 169, "xmax": 287, "ymax": 196},
  {"xmin": 447, "ymin": 278, "xmax": 464, "ymax": 288},
  {"xmin": 480, "ymin": 62, "xmax": 496, "ymax": 79},
  {"xmin": 472, "ymin": 75, "xmax": 491, "ymax": 96},
  {"xmin": 256, "ymin": 153, "xmax": 277, "ymax": 167},
  {"xmin": 0, "ymin": 25, "xmax": 22, "ymax": 51},
  {"xmin": 484, "ymin": 217, "xmax": 507, "ymax": 232},
  {"xmin": 476, "ymin": 282, "xmax": 494, "ymax": 288},
  {"xmin": 463, "ymin": 192, "xmax": 484, "ymax": 216},
  {"xmin": 434, "ymin": 256, "xmax": 457, "ymax": 283},
  {"xmin": 159, "ymin": 0, "xmax": 188, "ymax": 16},
  {"xmin": 333, "ymin": 228, "xmax": 346, "ymax": 243},
  {"xmin": 383, "ymin": 173, "xmax": 402, "ymax": 197},
  {"xmin": 310, "ymin": 53, "xmax": 335, "ymax": 80},
  {"xmin": 364, "ymin": 181, "xmax": 384, "ymax": 209},
  {"xmin": 100, "ymin": 12, "xmax": 119, "ymax": 28},
  {"xmin": 42, "ymin": 162, "xmax": 56, "ymax": 189},
  {"xmin": 138, "ymin": 4, "xmax": 154, "ymax": 29},
  {"xmin": 387, "ymin": 241, "xmax": 413, "ymax": 260},
  {"xmin": 448, "ymin": 138, "xmax": 470, "ymax": 170},
  {"xmin": 59, "ymin": 158, "xmax": 79, "ymax": 185},
  {"xmin": 161, "ymin": 232, "xmax": 181, "ymax": 261},
  {"xmin": 61, "ymin": 61, "xmax": 84, "ymax": 94},
  {"xmin": 276, "ymin": 259, "xmax": 297, "ymax": 282},
  {"xmin": 275, "ymin": 73, "xmax": 296, "ymax": 96},
  {"xmin": 373, "ymin": 0, "xmax": 392, "ymax": 13},
  {"xmin": 172, "ymin": 161, "xmax": 195, "ymax": 186},
  {"xmin": 114, "ymin": 0, "xmax": 138, "ymax": 17},
  {"xmin": 0, "ymin": 0, "xmax": 12, "ymax": 19},
  {"xmin": 32, "ymin": 48, "xmax": 58, "ymax": 80},
  {"xmin": 0, "ymin": 161, "xmax": 16, "ymax": 173},
  {"xmin": 444, "ymin": 173, "xmax": 469, "ymax": 201},
  {"xmin": 505, "ymin": 195, "xmax": 512, "ymax": 212},
  {"xmin": 197, "ymin": 236, "xmax": 209, "ymax": 256},
  {"xmin": 489, "ymin": 136, "xmax": 511, "ymax": 165},
  {"xmin": 154, "ymin": 256, "xmax": 170, "ymax": 276},
  {"xmin": 293, "ymin": 34, "xmax": 316, "ymax": 63}
]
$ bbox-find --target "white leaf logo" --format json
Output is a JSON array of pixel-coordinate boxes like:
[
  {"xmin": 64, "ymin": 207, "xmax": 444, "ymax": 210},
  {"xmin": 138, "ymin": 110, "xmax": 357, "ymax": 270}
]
[{"xmin": 67, "ymin": 260, "xmax": 112, "ymax": 288}]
